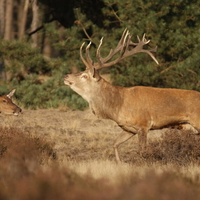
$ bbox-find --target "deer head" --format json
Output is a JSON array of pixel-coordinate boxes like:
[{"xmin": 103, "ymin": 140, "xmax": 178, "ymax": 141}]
[
  {"xmin": 64, "ymin": 29, "xmax": 158, "ymax": 101},
  {"xmin": 0, "ymin": 89, "xmax": 22, "ymax": 115}
]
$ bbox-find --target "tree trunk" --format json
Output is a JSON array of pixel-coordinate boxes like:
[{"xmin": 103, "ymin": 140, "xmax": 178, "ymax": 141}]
[
  {"xmin": 31, "ymin": 0, "xmax": 39, "ymax": 47},
  {"xmin": 4, "ymin": 0, "xmax": 13, "ymax": 40},
  {"xmin": 18, "ymin": 0, "xmax": 29, "ymax": 39},
  {"xmin": 0, "ymin": 0, "xmax": 5, "ymax": 38}
]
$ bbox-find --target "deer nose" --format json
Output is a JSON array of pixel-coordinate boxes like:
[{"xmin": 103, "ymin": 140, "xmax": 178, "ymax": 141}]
[
  {"xmin": 13, "ymin": 107, "xmax": 22, "ymax": 115},
  {"xmin": 15, "ymin": 107, "xmax": 22, "ymax": 113}
]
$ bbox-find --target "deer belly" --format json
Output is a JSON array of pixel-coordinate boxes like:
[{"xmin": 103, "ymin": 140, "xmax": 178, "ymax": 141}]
[{"xmin": 150, "ymin": 115, "xmax": 189, "ymax": 129}]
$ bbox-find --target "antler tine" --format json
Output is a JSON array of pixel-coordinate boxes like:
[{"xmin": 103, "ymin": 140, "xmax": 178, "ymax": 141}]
[
  {"xmin": 104, "ymin": 29, "xmax": 129, "ymax": 61},
  {"xmin": 103, "ymin": 30, "xmax": 131, "ymax": 66},
  {"xmin": 137, "ymin": 35, "xmax": 141, "ymax": 42},
  {"xmin": 117, "ymin": 29, "xmax": 130, "ymax": 56},
  {"xmin": 140, "ymin": 49, "xmax": 159, "ymax": 65},
  {"xmin": 85, "ymin": 41, "xmax": 93, "ymax": 67},
  {"xmin": 96, "ymin": 37, "xmax": 104, "ymax": 67},
  {"xmin": 118, "ymin": 28, "xmax": 129, "ymax": 46},
  {"xmin": 142, "ymin": 34, "xmax": 150, "ymax": 44},
  {"xmin": 149, "ymin": 46, "xmax": 157, "ymax": 53},
  {"xmin": 80, "ymin": 42, "xmax": 89, "ymax": 69},
  {"xmin": 120, "ymin": 30, "xmax": 131, "ymax": 57},
  {"xmin": 95, "ymin": 29, "xmax": 130, "ymax": 69},
  {"xmin": 80, "ymin": 41, "xmax": 94, "ymax": 69}
]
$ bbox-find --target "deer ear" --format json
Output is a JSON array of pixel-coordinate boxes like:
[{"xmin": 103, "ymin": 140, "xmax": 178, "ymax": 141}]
[
  {"xmin": 7, "ymin": 89, "xmax": 16, "ymax": 99},
  {"xmin": 89, "ymin": 66, "xmax": 101, "ymax": 81}
]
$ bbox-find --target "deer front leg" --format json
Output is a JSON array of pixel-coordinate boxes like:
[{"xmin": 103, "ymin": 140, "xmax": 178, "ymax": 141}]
[{"xmin": 113, "ymin": 130, "xmax": 134, "ymax": 163}]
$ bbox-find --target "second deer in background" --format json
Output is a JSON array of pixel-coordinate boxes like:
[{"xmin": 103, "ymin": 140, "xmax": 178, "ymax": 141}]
[{"xmin": 0, "ymin": 89, "xmax": 22, "ymax": 116}]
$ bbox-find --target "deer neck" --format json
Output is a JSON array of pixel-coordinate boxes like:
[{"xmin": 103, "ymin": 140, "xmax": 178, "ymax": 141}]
[{"xmin": 89, "ymin": 78, "xmax": 124, "ymax": 120}]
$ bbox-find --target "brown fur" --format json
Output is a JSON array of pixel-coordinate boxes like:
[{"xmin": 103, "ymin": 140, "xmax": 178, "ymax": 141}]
[{"xmin": 65, "ymin": 70, "xmax": 200, "ymax": 163}]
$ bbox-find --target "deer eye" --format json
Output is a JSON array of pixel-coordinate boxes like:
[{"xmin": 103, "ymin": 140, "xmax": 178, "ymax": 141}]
[
  {"xmin": 2, "ymin": 99, "xmax": 7, "ymax": 103},
  {"xmin": 81, "ymin": 74, "xmax": 88, "ymax": 79}
]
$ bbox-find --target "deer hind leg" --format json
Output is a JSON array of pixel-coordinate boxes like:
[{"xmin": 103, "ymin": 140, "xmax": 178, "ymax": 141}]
[
  {"xmin": 137, "ymin": 129, "xmax": 148, "ymax": 154},
  {"xmin": 113, "ymin": 130, "xmax": 134, "ymax": 163}
]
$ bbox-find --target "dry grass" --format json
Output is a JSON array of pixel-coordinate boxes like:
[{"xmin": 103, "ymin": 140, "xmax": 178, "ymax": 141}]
[{"xmin": 0, "ymin": 109, "xmax": 200, "ymax": 199}]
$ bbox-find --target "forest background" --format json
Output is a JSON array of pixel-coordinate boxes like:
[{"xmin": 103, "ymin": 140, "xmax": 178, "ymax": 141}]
[{"xmin": 0, "ymin": 0, "xmax": 200, "ymax": 110}]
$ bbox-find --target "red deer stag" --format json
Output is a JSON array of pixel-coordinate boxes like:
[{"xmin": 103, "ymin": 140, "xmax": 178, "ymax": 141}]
[
  {"xmin": 64, "ymin": 29, "xmax": 199, "ymax": 163},
  {"xmin": 0, "ymin": 89, "xmax": 22, "ymax": 115}
]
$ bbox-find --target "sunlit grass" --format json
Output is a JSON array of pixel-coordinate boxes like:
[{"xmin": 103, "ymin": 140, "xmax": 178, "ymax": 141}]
[
  {"xmin": 0, "ymin": 110, "xmax": 200, "ymax": 199},
  {"xmin": 65, "ymin": 160, "xmax": 200, "ymax": 185}
]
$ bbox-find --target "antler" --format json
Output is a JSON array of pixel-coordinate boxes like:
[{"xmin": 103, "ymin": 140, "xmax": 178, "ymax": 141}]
[{"xmin": 80, "ymin": 29, "xmax": 159, "ymax": 70}]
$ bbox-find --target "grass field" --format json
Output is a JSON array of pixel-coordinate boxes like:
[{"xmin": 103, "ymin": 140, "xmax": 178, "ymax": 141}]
[{"xmin": 0, "ymin": 109, "xmax": 200, "ymax": 199}]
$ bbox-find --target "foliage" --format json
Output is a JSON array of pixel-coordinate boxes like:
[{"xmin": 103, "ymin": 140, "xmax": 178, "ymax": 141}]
[
  {"xmin": 107, "ymin": 0, "xmax": 200, "ymax": 90},
  {"xmin": 0, "ymin": 39, "xmax": 51, "ymax": 75},
  {"xmin": 1, "ymin": 0, "xmax": 200, "ymax": 109}
]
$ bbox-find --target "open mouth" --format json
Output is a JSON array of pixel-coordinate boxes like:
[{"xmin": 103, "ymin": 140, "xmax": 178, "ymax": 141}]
[{"xmin": 64, "ymin": 79, "xmax": 73, "ymax": 86}]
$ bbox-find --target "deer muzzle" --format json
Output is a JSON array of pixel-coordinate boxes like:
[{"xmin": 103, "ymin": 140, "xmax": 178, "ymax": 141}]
[
  {"xmin": 64, "ymin": 75, "xmax": 73, "ymax": 86},
  {"xmin": 13, "ymin": 107, "xmax": 22, "ymax": 116}
]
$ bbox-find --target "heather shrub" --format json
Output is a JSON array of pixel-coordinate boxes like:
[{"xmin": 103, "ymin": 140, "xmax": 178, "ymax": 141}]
[
  {"xmin": 0, "ymin": 167, "xmax": 113, "ymax": 200},
  {"xmin": 0, "ymin": 126, "xmax": 200, "ymax": 199},
  {"xmin": 0, "ymin": 127, "xmax": 56, "ymax": 164},
  {"xmin": 118, "ymin": 170, "xmax": 200, "ymax": 200},
  {"xmin": 138, "ymin": 129, "xmax": 200, "ymax": 165},
  {"xmin": 1, "ymin": 164, "xmax": 200, "ymax": 200}
]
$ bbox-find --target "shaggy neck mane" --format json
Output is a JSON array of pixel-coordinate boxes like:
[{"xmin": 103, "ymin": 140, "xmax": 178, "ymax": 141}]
[{"xmin": 89, "ymin": 78, "xmax": 124, "ymax": 120}]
